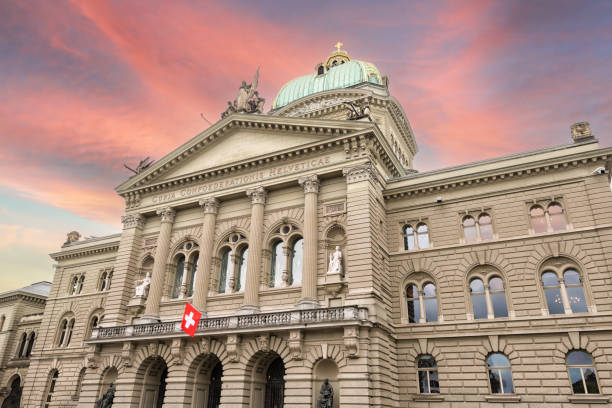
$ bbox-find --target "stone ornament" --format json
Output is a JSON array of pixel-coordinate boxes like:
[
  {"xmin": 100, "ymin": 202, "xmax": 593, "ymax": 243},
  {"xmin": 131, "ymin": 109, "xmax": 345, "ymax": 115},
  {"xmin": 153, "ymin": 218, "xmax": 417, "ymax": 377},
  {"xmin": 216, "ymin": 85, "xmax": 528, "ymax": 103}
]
[
  {"xmin": 256, "ymin": 334, "xmax": 270, "ymax": 352},
  {"xmin": 343, "ymin": 101, "xmax": 371, "ymax": 120},
  {"xmin": 63, "ymin": 231, "xmax": 81, "ymax": 245},
  {"xmin": 156, "ymin": 207, "xmax": 176, "ymax": 223},
  {"xmin": 571, "ymin": 121, "xmax": 593, "ymax": 141},
  {"xmin": 222, "ymin": 67, "xmax": 265, "ymax": 118},
  {"xmin": 134, "ymin": 272, "xmax": 151, "ymax": 298},
  {"xmin": 96, "ymin": 383, "xmax": 115, "ymax": 408},
  {"xmin": 342, "ymin": 162, "xmax": 379, "ymax": 185},
  {"xmin": 298, "ymin": 174, "xmax": 320, "ymax": 194},
  {"xmin": 246, "ymin": 186, "xmax": 267, "ymax": 205},
  {"xmin": 343, "ymin": 326, "xmax": 359, "ymax": 359},
  {"xmin": 288, "ymin": 330, "xmax": 303, "ymax": 360},
  {"xmin": 317, "ymin": 379, "xmax": 334, "ymax": 408},
  {"xmin": 199, "ymin": 197, "xmax": 220, "ymax": 214},
  {"xmin": 327, "ymin": 246, "xmax": 343, "ymax": 275},
  {"xmin": 121, "ymin": 214, "xmax": 145, "ymax": 230},
  {"xmin": 227, "ymin": 334, "xmax": 241, "ymax": 363}
]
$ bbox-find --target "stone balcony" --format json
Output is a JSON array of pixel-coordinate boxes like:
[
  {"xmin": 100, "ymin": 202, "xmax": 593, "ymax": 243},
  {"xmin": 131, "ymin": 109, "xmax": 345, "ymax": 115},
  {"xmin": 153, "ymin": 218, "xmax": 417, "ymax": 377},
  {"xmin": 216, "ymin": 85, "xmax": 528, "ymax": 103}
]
[{"xmin": 88, "ymin": 306, "xmax": 370, "ymax": 343}]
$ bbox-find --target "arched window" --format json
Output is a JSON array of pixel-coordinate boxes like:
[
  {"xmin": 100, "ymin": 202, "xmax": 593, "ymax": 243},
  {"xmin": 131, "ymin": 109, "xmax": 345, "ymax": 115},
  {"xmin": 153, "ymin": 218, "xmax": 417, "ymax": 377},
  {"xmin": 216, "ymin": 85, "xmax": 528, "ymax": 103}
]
[
  {"xmin": 78, "ymin": 275, "xmax": 85, "ymax": 294},
  {"xmin": 487, "ymin": 353, "xmax": 514, "ymax": 394},
  {"xmin": 0, "ymin": 315, "xmax": 5, "ymax": 331},
  {"xmin": 478, "ymin": 213, "xmax": 493, "ymax": 241},
  {"xmin": 317, "ymin": 65, "xmax": 325, "ymax": 75},
  {"xmin": 403, "ymin": 225, "xmax": 416, "ymax": 250},
  {"xmin": 462, "ymin": 216, "xmax": 477, "ymax": 243},
  {"xmin": 58, "ymin": 320, "xmax": 68, "ymax": 346},
  {"xmin": 90, "ymin": 316, "xmax": 99, "ymax": 337},
  {"xmin": 290, "ymin": 238, "xmax": 303, "ymax": 286},
  {"xmin": 17, "ymin": 332, "xmax": 27, "ymax": 357},
  {"xmin": 530, "ymin": 205, "xmax": 547, "ymax": 233},
  {"xmin": 270, "ymin": 241, "xmax": 284, "ymax": 288},
  {"xmin": 542, "ymin": 271, "xmax": 565, "ymax": 315},
  {"xmin": 417, "ymin": 355, "xmax": 440, "ymax": 394},
  {"xmin": 548, "ymin": 202, "xmax": 567, "ymax": 231},
  {"xmin": 406, "ymin": 284, "xmax": 421, "ymax": 323},
  {"xmin": 218, "ymin": 248, "xmax": 233, "ymax": 294},
  {"xmin": 564, "ymin": 269, "xmax": 588, "ymax": 313},
  {"xmin": 71, "ymin": 276, "xmax": 79, "ymax": 295},
  {"xmin": 567, "ymin": 351, "xmax": 599, "ymax": 394},
  {"xmin": 235, "ymin": 247, "xmax": 248, "ymax": 292},
  {"xmin": 422, "ymin": 283, "xmax": 438, "ymax": 322},
  {"xmin": 188, "ymin": 252, "xmax": 199, "ymax": 297},
  {"xmin": 26, "ymin": 331, "xmax": 35, "ymax": 357},
  {"xmin": 416, "ymin": 223, "xmax": 430, "ymax": 249},
  {"xmin": 469, "ymin": 278, "xmax": 487, "ymax": 319},
  {"xmin": 65, "ymin": 319, "xmax": 75, "ymax": 346},
  {"xmin": 44, "ymin": 370, "xmax": 59, "ymax": 408},
  {"xmin": 172, "ymin": 254, "xmax": 186, "ymax": 298},
  {"xmin": 74, "ymin": 367, "xmax": 86, "ymax": 400},
  {"xmin": 99, "ymin": 271, "xmax": 108, "ymax": 291},
  {"xmin": 489, "ymin": 277, "xmax": 508, "ymax": 318}
]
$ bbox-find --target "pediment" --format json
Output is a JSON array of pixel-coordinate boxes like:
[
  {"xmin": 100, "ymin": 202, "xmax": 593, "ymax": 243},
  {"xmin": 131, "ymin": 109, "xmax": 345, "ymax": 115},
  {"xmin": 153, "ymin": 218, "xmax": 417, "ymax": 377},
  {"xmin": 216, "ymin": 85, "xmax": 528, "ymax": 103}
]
[{"xmin": 116, "ymin": 114, "xmax": 375, "ymax": 194}]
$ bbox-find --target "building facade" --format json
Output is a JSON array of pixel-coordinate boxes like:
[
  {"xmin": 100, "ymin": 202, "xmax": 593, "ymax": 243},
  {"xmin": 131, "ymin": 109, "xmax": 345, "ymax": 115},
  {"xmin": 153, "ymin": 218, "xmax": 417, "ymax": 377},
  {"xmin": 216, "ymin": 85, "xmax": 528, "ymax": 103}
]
[
  {"xmin": 14, "ymin": 48, "xmax": 612, "ymax": 407},
  {"xmin": 0, "ymin": 282, "xmax": 51, "ymax": 408}
]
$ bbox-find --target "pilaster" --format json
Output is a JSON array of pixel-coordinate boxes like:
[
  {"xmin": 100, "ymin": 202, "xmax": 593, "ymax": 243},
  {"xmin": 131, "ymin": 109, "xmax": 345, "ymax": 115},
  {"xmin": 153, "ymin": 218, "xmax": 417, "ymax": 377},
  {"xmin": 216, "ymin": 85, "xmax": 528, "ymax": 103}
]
[
  {"xmin": 101, "ymin": 213, "xmax": 145, "ymax": 326},
  {"xmin": 192, "ymin": 197, "xmax": 219, "ymax": 313}
]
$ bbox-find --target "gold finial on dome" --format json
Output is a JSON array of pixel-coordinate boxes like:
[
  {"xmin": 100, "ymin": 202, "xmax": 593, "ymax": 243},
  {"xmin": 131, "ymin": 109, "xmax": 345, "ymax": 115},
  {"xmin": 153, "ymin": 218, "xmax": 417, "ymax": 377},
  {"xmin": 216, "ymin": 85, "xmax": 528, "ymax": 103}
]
[
  {"xmin": 326, "ymin": 42, "xmax": 350, "ymax": 68},
  {"xmin": 335, "ymin": 41, "xmax": 343, "ymax": 52}
]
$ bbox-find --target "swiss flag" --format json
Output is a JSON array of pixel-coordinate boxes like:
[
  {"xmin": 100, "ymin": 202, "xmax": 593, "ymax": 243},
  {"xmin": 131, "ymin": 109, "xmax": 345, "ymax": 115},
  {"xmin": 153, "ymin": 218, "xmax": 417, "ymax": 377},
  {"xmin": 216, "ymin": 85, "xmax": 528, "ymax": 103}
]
[{"xmin": 181, "ymin": 302, "xmax": 202, "ymax": 337}]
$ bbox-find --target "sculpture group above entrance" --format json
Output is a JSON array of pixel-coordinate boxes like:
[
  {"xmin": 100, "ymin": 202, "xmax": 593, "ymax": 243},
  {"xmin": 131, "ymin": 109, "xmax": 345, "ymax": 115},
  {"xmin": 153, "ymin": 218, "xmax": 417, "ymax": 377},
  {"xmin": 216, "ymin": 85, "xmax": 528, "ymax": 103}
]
[{"xmin": 222, "ymin": 67, "xmax": 266, "ymax": 118}]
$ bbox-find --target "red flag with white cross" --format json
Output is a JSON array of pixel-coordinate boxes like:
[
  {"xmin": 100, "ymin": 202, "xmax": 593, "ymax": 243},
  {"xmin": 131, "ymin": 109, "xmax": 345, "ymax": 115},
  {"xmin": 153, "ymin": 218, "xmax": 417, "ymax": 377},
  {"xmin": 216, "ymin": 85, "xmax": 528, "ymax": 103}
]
[{"xmin": 181, "ymin": 302, "xmax": 201, "ymax": 337}]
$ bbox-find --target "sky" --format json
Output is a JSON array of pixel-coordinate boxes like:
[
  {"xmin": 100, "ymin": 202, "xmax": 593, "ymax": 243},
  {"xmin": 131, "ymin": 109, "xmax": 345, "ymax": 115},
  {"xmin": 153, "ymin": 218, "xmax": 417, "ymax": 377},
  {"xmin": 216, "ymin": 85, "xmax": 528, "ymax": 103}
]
[{"xmin": 0, "ymin": 0, "xmax": 611, "ymax": 291}]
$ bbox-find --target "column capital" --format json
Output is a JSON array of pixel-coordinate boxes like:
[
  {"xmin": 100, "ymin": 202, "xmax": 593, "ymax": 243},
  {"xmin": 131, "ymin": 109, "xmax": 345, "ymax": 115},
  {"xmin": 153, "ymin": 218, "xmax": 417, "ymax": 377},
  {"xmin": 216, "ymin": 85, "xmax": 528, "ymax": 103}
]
[
  {"xmin": 342, "ymin": 161, "xmax": 379, "ymax": 185},
  {"xmin": 246, "ymin": 186, "xmax": 267, "ymax": 205},
  {"xmin": 199, "ymin": 197, "xmax": 220, "ymax": 214},
  {"xmin": 156, "ymin": 206, "xmax": 176, "ymax": 223},
  {"xmin": 121, "ymin": 214, "xmax": 145, "ymax": 230},
  {"xmin": 298, "ymin": 174, "xmax": 320, "ymax": 194}
]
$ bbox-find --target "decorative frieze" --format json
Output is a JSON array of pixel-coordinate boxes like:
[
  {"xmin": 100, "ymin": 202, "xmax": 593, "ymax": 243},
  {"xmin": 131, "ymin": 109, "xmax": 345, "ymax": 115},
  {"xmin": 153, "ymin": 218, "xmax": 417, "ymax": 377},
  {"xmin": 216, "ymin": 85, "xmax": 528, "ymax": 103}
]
[
  {"xmin": 246, "ymin": 186, "xmax": 267, "ymax": 205},
  {"xmin": 298, "ymin": 174, "xmax": 320, "ymax": 194},
  {"xmin": 199, "ymin": 197, "xmax": 220, "ymax": 214},
  {"xmin": 156, "ymin": 207, "xmax": 176, "ymax": 223},
  {"xmin": 343, "ymin": 162, "xmax": 379, "ymax": 185}
]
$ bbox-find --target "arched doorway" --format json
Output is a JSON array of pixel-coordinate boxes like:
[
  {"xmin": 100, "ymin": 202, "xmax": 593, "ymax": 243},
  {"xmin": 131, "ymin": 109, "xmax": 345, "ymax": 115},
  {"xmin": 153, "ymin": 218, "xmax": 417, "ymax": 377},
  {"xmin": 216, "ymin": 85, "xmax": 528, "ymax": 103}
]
[
  {"xmin": 191, "ymin": 355, "xmax": 223, "ymax": 408},
  {"xmin": 264, "ymin": 357, "xmax": 285, "ymax": 408},
  {"xmin": 1, "ymin": 377, "xmax": 21, "ymax": 408},
  {"xmin": 139, "ymin": 357, "xmax": 168, "ymax": 408}
]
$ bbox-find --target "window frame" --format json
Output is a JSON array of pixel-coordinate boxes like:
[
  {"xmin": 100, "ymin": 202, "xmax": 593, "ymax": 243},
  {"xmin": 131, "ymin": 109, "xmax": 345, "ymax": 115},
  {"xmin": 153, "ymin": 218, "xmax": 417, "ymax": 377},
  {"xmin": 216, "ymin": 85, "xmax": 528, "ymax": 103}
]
[
  {"xmin": 527, "ymin": 198, "xmax": 570, "ymax": 234},
  {"xmin": 44, "ymin": 370, "xmax": 59, "ymax": 408},
  {"xmin": 538, "ymin": 258, "xmax": 591, "ymax": 316},
  {"xmin": 265, "ymin": 222, "xmax": 302, "ymax": 289},
  {"xmin": 401, "ymin": 274, "xmax": 441, "ymax": 324},
  {"xmin": 467, "ymin": 267, "xmax": 512, "ymax": 320},
  {"xmin": 416, "ymin": 354, "xmax": 440, "ymax": 394},
  {"xmin": 460, "ymin": 210, "xmax": 497, "ymax": 244},
  {"xmin": 401, "ymin": 220, "xmax": 431, "ymax": 251},
  {"xmin": 566, "ymin": 350, "xmax": 600, "ymax": 395},
  {"xmin": 167, "ymin": 240, "xmax": 200, "ymax": 300},
  {"xmin": 486, "ymin": 353, "xmax": 515, "ymax": 395},
  {"xmin": 213, "ymin": 232, "xmax": 248, "ymax": 295}
]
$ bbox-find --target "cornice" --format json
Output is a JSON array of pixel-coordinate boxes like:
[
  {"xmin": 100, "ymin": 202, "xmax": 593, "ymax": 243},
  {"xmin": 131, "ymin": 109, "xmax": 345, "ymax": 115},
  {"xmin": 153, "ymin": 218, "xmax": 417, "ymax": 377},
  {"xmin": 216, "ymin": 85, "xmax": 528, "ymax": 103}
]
[
  {"xmin": 50, "ymin": 241, "xmax": 120, "ymax": 261},
  {"xmin": 384, "ymin": 148, "xmax": 611, "ymax": 200},
  {"xmin": 119, "ymin": 126, "xmax": 404, "ymax": 208},
  {"xmin": 0, "ymin": 294, "xmax": 47, "ymax": 305}
]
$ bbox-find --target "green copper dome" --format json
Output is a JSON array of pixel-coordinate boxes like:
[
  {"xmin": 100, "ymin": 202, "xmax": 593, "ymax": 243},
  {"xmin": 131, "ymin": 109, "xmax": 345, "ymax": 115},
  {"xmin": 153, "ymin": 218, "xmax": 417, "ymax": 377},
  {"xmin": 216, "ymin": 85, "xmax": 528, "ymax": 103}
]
[{"xmin": 272, "ymin": 59, "xmax": 383, "ymax": 109}]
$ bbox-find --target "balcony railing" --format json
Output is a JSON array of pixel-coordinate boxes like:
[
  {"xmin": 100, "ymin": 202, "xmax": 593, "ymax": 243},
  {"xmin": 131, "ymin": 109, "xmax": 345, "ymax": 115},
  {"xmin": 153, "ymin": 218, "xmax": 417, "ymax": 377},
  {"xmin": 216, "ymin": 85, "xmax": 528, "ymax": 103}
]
[{"xmin": 90, "ymin": 306, "xmax": 368, "ymax": 341}]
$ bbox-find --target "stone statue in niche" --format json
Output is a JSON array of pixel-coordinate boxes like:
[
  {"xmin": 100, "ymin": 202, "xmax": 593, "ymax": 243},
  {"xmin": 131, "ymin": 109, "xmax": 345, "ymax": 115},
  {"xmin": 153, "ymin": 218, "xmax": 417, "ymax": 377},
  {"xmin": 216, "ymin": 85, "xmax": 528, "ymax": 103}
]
[
  {"xmin": 327, "ymin": 246, "xmax": 343, "ymax": 275},
  {"xmin": 317, "ymin": 379, "xmax": 334, "ymax": 408},
  {"xmin": 96, "ymin": 383, "xmax": 115, "ymax": 408},
  {"xmin": 134, "ymin": 272, "xmax": 151, "ymax": 298}
]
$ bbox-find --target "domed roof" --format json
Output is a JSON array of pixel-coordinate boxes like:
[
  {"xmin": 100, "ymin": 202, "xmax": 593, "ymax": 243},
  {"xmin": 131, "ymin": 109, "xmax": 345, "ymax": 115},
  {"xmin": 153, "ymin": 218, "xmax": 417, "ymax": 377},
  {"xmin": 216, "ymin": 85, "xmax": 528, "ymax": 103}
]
[{"xmin": 272, "ymin": 47, "xmax": 383, "ymax": 110}]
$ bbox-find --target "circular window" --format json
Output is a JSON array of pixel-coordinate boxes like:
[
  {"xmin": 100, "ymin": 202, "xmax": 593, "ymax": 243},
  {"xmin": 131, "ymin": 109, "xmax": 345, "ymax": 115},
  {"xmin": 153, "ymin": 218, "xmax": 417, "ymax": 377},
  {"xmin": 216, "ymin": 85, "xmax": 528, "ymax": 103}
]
[
  {"xmin": 281, "ymin": 225, "xmax": 291, "ymax": 235},
  {"xmin": 185, "ymin": 242, "xmax": 193, "ymax": 251},
  {"xmin": 231, "ymin": 234, "xmax": 240, "ymax": 243}
]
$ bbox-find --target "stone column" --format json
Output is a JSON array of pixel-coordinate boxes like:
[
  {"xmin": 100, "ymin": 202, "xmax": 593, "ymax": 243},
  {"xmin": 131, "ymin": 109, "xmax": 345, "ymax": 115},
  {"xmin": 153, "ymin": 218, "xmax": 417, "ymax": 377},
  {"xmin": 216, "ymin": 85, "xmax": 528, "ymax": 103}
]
[
  {"xmin": 484, "ymin": 284, "xmax": 495, "ymax": 319},
  {"xmin": 297, "ymin": 174, "xmax": 320, "ymax": 309},
  {"xmin": 141, "ymin": 206, "xmax": 175, "ymax": 322},
  {"xmin": 559, "ymin": 280, "xmax": 572, "ymax": 314},
  {"xmin": 192, "ymin": 198, "xmax": 219, "ymax": 313},
  {"xmin": 418, "ymin": 291, "xmax": 426, "ymax": 323},
  {"xmin": 241, "ymin": 187, "xmax": 266, "ymax": 314}
]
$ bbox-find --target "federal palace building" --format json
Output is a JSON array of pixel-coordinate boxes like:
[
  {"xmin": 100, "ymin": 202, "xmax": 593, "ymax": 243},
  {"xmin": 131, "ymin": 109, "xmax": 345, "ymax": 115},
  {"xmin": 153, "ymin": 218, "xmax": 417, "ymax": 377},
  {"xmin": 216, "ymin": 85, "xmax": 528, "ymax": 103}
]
[{"xmin": 2, "ymin": 47, "xmax": 612, "ymax": 408}]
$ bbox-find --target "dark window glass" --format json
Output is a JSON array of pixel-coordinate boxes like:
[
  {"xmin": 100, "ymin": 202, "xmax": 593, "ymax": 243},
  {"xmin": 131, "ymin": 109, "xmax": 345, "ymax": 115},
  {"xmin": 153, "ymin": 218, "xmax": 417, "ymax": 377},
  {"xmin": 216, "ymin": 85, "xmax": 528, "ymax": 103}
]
[
  {"xmin": 542, "ymin": 272, "xmax": 564, "ymax": 314},
  {"xmin": 188, "ymin": 253, "xmax": 198, "ymax": 297},
  {"xmin": 66, "ymin": 319, "xmax": 75, "ymax": 346},
  {"xmin": 236, "ymin": 247, "xmax": 248, "ymax": 292},
  {"xmin": 489, "ymin": 277, "xmax": 508, "ymax": 318},
  {"xmin": 564, "ymin": 269, "xmax": 587, "ymax": 313},
  {"xmin": 404, "ymin": 225, "xmax": 415, "ymax": 250},
  {"xmin": 470, "ymin": 278, "xmax": 487, "ymax": 319},
  {"xmin": 417, "ymin": 355, "xmax": 439, "ymax": 394},
  {"xmin": 423, "ymin": 283, "xmax": 438, "ymax": 322},
  {"xmin": 26, "ymin": 332, "xmax": 35, "ymax": 356},
  {"xmin": 218, "ymin": 249, "xmax": 233, "ymax": 293},
  {"xmin": 406, "ymin": 284, "xmax": 420, "ymax": 323},
  {"xmin": 18, "ymin": 332, "xmax": 27, "ymax": 357},
  {"xmin": 567, "ymin": 351, "xmax": 599, "ymax": 394},
  {"xmin": 58, "ymin": 320, "xmax": 67, "ymax": 346},
  {"xmin": 487, "ymin": 353, "xmax": 513, "ymax": 394},
  {"xmin": 172, "ymin": 255, "xmax": 185, "ymax": 298},
  {"xmin": 291, "ymin": 238, "xmax": 303, "ymax": 285}
]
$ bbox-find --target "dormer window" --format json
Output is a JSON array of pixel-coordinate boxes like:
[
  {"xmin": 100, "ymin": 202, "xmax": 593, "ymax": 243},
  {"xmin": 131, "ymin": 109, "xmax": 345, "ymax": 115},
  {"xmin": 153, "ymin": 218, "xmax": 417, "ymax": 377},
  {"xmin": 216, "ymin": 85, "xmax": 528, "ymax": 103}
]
[{"xmin": 317, "ymin": 65, "xmax": 325, "ymax": 75}]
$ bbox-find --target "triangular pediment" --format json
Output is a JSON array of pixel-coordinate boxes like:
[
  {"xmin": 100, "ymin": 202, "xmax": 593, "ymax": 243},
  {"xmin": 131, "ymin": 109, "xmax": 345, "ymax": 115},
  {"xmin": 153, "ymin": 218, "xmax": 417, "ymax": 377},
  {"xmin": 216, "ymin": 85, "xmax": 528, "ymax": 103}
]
[{"xmin": 116, "ymin": 114, "xmax": 376, "ymax": 194}]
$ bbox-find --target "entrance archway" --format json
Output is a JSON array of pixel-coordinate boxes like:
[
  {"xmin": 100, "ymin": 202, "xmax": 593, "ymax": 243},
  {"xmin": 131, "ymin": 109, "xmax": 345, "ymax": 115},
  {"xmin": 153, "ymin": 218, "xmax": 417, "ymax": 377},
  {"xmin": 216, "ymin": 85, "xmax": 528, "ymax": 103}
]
[
  {"xmin": 1, "ymin": 377, "xmax": 21, "ymax": 408},
  {"xmin": 139, "ymin": 357, "xmax": 168, "ymax": 408},
  {"xmin": 191, "ymin": 355, "xmax": 223, "ymax": 408},
  {"xmin": 264, "ymin": 357, "xmax": 285, "ymax": 408}
]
